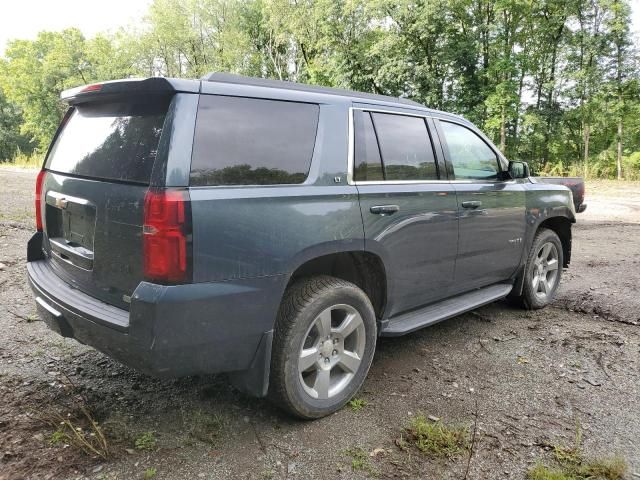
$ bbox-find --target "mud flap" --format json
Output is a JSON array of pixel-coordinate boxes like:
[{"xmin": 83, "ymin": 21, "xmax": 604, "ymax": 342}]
[
  {"xmin": 508, "ymin": 264, "xmax": 526, "ymax": 298},
  {"xmin": 228, "ymin": 330, "xmax": 273, "ymax": 398},
  {"xmin": 27, "ymin": 232, "xmax": 45, "ymax": 262}
]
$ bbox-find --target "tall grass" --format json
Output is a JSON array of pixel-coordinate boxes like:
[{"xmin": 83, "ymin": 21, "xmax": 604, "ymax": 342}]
[
  {"xmin": 536, "ymin": 151, "xmax": 640, "ymax": 180},
  {"xmin": 1, "ymin": 150, "xmax": 43, "ymax": 169}
]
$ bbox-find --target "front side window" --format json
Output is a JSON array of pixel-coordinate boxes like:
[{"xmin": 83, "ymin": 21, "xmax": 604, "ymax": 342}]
[
  {"xmin": 371, "ymin": 112, "xmax": 437, "ymax": 181},
  {"xmin": 190, "ymin": 96, "xmax": 319, "ymax": 186},
  {"xmin": 439, "ymin": 121, "xmax": 499, "ymax": 180}
]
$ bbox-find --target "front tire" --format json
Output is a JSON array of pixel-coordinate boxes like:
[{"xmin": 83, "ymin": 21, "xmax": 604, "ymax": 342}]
[
  {"xmin": 268, "ymin": 276, "xmax": 377, "ymax": 419},
  {"xmin": 515, "ymin": 228, "xmax": 563, "ymax": 309}
]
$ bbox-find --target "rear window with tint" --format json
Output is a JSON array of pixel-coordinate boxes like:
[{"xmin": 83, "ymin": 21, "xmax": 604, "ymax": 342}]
[
  {"xmin": 371, "ymin": 112, "xmax": 437, "ymax": 181},
  {"xmin": 46, "ymin": 100, "xmax": 169, "ymax": 184},
  {"xmin": 190, "ymin": 95, "xmax": 319, "ymax": 186},
  {"xmin": 354, "ymin": 111, "xmax": 384, "ymax": 181}
]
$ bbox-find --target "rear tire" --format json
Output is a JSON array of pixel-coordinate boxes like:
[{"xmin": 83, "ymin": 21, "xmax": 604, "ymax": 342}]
[
  {"xmin": 513, "ymin": 228, "xmax": 563, "ymax": 310},
  {"xmin": 268, "ymin": 275, "xmax": 377, "ymax": 419}
]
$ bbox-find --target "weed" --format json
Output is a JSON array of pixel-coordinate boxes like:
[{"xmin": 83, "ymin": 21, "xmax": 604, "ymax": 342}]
[
  {"xmin": 134, "ymin": 432, "xmax": 157, "ymax": 451},
  {"xmin": 348, "ymin": 398, "xmax": 368, "ymax": 412},
  {"xmin": 143, "ymin": 467, "xmax": 157, "ymax": 479},
  {"xmin": 528, "ymin": 458, "xmax": 627, "ymax": 480},
  {"xmin": 405, "ymin": 415, "xmax": 469, "ymax": 458},
  {"xmin": 49, "ymin": 429, "xmax": 67, "ymax": 445},
  {"xmin": 343, "ymin": 447, "xmax": 377, "ymax": 476},
  {"xmin": 48, "ymin": 411, "xmax": 109, "ymax": 457},
  {"xmin": 528, "ymin": 424, "xmax": 627, "ymax": 480},
  {"xmin": 182, "ymin": 409, "xmax": 225, "ymax": 444},
  {"xmin": 44, "ymin": 404, "xmax": 110, "ymax": 458},
  {"xmin": 394, "ymin": 433, "xmax": 409, "ymax": 451},
  {"xmin": 39, "ymin": 373, "xmax": 111, "ymax": 458}
]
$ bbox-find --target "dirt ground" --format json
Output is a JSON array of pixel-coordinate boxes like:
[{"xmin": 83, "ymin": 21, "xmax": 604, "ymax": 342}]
[{"xmin": 1, "ymin": 168, "xmax": 639, "ymax": 480}]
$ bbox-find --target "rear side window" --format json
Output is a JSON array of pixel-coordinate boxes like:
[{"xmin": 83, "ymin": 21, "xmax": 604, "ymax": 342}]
[
  {"xmin": 353, "ymin": 111, "xmax": 383, "ymax": 181},
  {"xmin": 439, "ymin": 121, "xmax": 499, "ymax": 180},
  {"xmin": 354, "ymin": 112, "xmax": 437, "ymax": 182},
  {"xmin": 190, "ymin": 96, "xmax": 319, "ymax": 186},
  {"xmin": 46, "ymin": 100, "xmax": 169, "ymax": 184}
]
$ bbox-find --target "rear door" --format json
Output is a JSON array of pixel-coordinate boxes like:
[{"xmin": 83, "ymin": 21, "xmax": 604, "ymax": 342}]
[
  {"xmin": 434, "ymin": 119, "xmax": 526, "ymax": 291},
  {"xmin": 40, "ymin": 96, "xmax": 173, "ymax": 309},
  {"xmin": 353, "ymin": 107, "xmax": 458, "ymax": 317}
]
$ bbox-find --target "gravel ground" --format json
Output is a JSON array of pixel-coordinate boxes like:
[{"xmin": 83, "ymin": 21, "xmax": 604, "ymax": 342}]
[{"xmin": 1, "ymin": 169, "xmax": 639, "ymax": 480}]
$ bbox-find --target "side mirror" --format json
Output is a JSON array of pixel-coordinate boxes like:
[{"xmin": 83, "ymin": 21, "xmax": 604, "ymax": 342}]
[{"xmin": 507, "ymin": 161, "xmax": 529, "ymax": 179}]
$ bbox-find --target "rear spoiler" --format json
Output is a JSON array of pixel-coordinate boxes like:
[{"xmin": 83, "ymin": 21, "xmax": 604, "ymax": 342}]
[{"xmin": 60, "ymin": 77, "xmax": 200, "ymax": 105}]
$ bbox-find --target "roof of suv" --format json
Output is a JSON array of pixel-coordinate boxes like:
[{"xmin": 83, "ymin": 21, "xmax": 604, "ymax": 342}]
[
  {"xmin": 61, "ymin": 73, "xmax": 467, "ymax": 123},
  {"xmin": 202, "ymin": 72, "xmax": 425, "ymax": 108}
]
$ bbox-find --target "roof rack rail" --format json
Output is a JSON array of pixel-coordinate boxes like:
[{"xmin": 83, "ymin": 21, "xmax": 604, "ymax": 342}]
[{"xmin": 202, "ymin": 72, "xmax": 424, "ymax": 107}]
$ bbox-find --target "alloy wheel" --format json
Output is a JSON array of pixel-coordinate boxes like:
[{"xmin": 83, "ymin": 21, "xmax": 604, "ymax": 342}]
[
  {"xmin": 297, "ymin": 304, "xmax": 366, "ymax": 400},
  {"xmin": 531, "ymin": 241, "xmax": 560, "ymax": 300}
]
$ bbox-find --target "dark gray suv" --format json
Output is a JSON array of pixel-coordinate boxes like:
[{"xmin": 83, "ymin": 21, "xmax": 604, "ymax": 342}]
[{"xmin": 27, "ymin": 73, "xmax": 576, "ymax": 419}]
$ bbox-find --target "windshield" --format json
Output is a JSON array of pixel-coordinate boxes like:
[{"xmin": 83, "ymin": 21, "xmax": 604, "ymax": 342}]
[{"xmin": 46, "ymin": 99, "xmax": 170, "ymax": 184}]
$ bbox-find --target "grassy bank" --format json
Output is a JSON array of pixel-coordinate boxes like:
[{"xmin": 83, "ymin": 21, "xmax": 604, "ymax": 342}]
[{"xmin": 1, "ymin": 152, "xmax": 43, "ymax": 169}]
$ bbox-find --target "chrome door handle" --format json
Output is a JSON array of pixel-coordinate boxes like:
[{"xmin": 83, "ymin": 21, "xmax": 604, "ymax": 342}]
[
  {"xmin": 370, "ymin": 205, "xmax": 400, "ymax": 216},
  {"xmin": 461, "ymin": 200, "xmax": 482, "ymax": 209}
]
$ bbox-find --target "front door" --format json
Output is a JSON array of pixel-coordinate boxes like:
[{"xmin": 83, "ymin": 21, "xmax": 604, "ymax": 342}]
[
  {"xmin": 435, "ymin": 119, "xmax": 526, "ymax": 291},
  {"xmin": 352, "ymin": 107, "xmax": 458, "ymax": 316}
]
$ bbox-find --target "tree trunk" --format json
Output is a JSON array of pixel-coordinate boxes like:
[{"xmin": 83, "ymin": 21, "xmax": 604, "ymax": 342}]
[
  {"xmin": 500, "ymin": 105, "xmax": 506, "ymax": 153},
  {"xmin": 583, "ymin": 122, "xmax": 590, "ymax": 178},
  {"xmin": 615, "ymin": 9, "xmax": 624, "ymax": 180},
  {"xmin": 617, "ymin": 118, "xmax": 623, "ymax": 179}
]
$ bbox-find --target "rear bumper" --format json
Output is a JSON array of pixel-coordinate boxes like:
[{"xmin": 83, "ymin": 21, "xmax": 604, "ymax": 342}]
[{"xmin": 27, "ymin": 256, "xmax": 284, "ymax": 383}]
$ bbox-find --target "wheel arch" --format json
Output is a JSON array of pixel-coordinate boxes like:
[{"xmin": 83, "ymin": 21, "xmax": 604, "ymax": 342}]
[
  {"xmin": 537, "ymin": 216, "xmax": 572, "ymax": 268},
  {"xmin": 285, "ymin": 250, "xmax": 388, "ymax": 323},
  {"xmin": 229, "ymin": 246, "xmax": 387, "ymax": 399},
  {"xmin": 511, "ymin": 214, "xmax": 573, "ymax": 298}
]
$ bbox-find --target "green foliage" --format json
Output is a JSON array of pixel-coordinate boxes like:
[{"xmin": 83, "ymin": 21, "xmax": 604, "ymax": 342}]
[
  {"xmin": 8, "ymin": 151, "xmax": 42, "ymax": 169},
  {"xmin": 348, "ymin": 398, "xmax": 368, "ymax": 412},
  {"xmin": 45, "ymin": 405, "xmax": 110, "ymax": 458},
  {"xmin": 528, "ymin": 426, "xmax": 627, "ymax": 480},
  {"xmin": 0, "ymin": 86, "xmax": 35, "ymax": 161},
  {"xmin": 143, "ymin": 467, "xmax": 158, "ymax": 479},
  {"xmin": 342, "ymin": 446, "xmax": 377, "ymax": 475},
  {"xmin": 182, "ymin": 409, "xmax": 225, "ymax": 444},
  {"xmin": 0, "ymin": 28, "xmax": 135, "ymax": 152},
  {"xmin": 528, "ymin": 454, "xmax": 627, "ymax": 479},
  {"xmin": 405, "ymin": 415, "xmax": 469, "ymax": 458},
  {"xmin": 49, "ymin": 429, "xmax": 67, "ymax": 445},
  {"xmin": 0, "ymin": 0, "xmax": 639, "ymax": 177},
  {"xmin": 134, "ymin": 431, "xmax": 157, "ymax": 451}
]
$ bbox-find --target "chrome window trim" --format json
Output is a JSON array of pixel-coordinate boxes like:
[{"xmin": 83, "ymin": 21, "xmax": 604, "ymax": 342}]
[
  {"xmin": 347, "ymin": 106, "xmax": 450, "ymax": 186},
  {"xmin": 347, "ymin": 106, "xmax": 512, "ymax": 186}
]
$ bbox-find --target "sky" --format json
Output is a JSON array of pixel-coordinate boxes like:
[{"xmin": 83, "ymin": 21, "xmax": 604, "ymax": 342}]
[
  {"xmin": 0, "ymin": 0, "xmax": 152, "ymax": 55},
  {"xmin": 0, "ymin": 0, "xmax": 639, "ymax": 56}
]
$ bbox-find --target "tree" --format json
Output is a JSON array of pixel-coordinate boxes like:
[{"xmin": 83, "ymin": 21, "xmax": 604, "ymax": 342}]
[
  {"xmin": 603, "ymin": 0, "xmax": 632, "ymax": 179},
  {"xmin": 0, "ymin": 85, "xmax": 34, "ymax": 161},
  {"xmin": 0, "ymin": 0, "xmax": 638, "ymax": 178},
  {"xmin": 0, "ymin": 29, "xmax": 135, "ymax": 151}
]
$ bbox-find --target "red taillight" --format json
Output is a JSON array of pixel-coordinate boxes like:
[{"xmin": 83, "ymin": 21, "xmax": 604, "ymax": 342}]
[
  {"xmin": 80, "ymin": 83, "xmax": 103, "ymax": 93},
  {"xmin": 35, "ymin": 169, "xmax": 46, "ymax": 231},
  {"xmin": 143, "ymin": 189, "xmax": 191, "ymax": 283}
]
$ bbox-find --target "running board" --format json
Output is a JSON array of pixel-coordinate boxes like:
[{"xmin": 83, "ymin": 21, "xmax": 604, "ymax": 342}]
[{"xmin": 380, "ymin": 283, "xmax": 513, "ymax": 337}]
